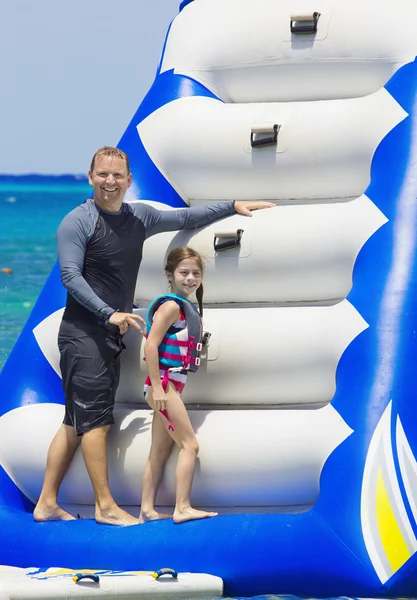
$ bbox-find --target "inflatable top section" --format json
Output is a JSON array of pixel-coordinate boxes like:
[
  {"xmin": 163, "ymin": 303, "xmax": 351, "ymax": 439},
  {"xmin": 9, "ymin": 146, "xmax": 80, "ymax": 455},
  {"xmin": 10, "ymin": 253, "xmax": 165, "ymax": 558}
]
[{"xmin": 164, "ymin": 0, "xmax": 417, "ymax": 102}]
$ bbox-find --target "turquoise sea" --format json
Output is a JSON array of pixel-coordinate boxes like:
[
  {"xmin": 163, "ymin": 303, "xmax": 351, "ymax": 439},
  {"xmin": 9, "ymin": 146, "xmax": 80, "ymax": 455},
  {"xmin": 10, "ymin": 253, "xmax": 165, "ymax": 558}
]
[{"xmin": 0, "ymin": 176, "xmax": 90, "ymax": 371}]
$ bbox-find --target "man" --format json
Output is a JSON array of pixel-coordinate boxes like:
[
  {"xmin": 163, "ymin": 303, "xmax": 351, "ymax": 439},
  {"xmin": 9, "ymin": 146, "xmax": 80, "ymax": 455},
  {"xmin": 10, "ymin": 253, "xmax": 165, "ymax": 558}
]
[{"xmin": 33, "ymin": 146, "xmax": 274, "ymax": 526}]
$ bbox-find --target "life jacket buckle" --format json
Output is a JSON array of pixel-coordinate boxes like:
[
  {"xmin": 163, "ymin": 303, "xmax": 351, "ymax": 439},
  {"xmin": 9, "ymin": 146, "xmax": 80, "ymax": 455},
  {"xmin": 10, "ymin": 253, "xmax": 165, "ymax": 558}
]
[{"xmin": 196, "ymin": 342, "xmax": 202, "ymax": 351}]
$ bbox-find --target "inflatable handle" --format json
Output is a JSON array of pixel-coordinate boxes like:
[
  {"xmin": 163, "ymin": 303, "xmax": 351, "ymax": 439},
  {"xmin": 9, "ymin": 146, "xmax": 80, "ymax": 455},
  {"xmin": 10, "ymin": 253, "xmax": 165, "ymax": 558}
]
[
  {"xmin": 152, "ymin": 568, "xmax": 178, "ymax": 580},
  {"xmin": 290, "ymin": 12, "xmax": 320, "ymax": 34},
  {"xmin": 72, "ymin": 573, "xmax": 100, "ymax": 583},
  {"xmin": 214, "ymin": 229, "xmax": 244, "ymax": 252},
  {"xmin": 251, "ymin": 123, "xmax": 280, "ymax": 148}
]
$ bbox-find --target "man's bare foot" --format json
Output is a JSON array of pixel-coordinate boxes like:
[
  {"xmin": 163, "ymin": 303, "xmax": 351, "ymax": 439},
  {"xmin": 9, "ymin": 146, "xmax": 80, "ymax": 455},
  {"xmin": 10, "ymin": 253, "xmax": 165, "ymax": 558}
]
[
  {"xmin": 33, "ymin": 503, "xmax": 76, "ymax": 522},
  {"xmin": 138, "ymin": 509, "xmax": 173, "ymax": 524},
  {"xmin": 173, "ymin": 507, "xmax": 218, "ymax": 524},
  {"xmin": 95, "ymin": 505, "xmax": 138, "ymax": 526}
]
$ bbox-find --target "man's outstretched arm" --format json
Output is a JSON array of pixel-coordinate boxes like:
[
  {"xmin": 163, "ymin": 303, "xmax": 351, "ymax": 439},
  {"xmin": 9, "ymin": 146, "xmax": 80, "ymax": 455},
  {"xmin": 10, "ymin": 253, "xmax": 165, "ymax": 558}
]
[{"xmin": 138, "ymin": 200, "xmax": 275, "ymax": 238}]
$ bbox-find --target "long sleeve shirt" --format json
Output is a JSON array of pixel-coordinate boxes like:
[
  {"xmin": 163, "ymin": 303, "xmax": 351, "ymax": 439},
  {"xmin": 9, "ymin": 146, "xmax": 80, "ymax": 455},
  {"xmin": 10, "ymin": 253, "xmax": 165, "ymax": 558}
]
[{"xmin": 57, "ymin": 199, "xmax": 235, "ymax": 323}]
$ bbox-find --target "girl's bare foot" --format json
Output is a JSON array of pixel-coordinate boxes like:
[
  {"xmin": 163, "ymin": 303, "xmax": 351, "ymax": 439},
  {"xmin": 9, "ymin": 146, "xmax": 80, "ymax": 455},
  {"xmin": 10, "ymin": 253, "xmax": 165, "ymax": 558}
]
[
  {"xmin": 33, "ymin": 503, "xmax": 76, "ymax": 522},
  {"xmin": 138, "ymin": 509, "xmax": 173, "ymax": 524},
  {"xmin": 95, "ymin": 505, "xmax": 138, "ymax": 526},
  {"xmin": 173, "ymin": 507, "xmax": 218, "ymax": 524}
]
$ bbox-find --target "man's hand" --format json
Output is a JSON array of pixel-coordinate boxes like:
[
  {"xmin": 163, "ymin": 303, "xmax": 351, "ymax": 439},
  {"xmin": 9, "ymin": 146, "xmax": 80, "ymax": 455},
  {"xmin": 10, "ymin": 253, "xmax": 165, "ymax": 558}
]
[
  {"xmin": 108, "ymin": 311, "xmax": 145, "ymax": 335},
  {"xmin": 234, "ymin": 201, "xmax": 275, "ymax": 216}
]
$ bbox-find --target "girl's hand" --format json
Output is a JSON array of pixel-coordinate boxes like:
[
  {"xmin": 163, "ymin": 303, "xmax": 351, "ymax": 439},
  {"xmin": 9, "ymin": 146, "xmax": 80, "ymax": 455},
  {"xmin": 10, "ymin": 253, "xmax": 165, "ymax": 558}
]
[{"xmin": 153, "ymin": 389, "xmax": 168, "ymax": 412}]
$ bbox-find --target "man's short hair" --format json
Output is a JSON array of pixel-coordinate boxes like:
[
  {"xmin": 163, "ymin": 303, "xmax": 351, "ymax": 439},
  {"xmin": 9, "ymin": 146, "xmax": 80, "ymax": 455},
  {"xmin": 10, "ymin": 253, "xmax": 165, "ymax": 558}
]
[{"xmin": 90, "ymin": 146, "xmax": 131, "ymax": 174}]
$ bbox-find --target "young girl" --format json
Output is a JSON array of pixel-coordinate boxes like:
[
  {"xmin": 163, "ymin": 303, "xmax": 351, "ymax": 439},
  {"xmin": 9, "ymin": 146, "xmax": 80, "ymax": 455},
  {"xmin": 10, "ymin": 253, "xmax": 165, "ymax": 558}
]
[{"xmin": 139, "ymin": 246, "xmax": 218, "ymax": 524}]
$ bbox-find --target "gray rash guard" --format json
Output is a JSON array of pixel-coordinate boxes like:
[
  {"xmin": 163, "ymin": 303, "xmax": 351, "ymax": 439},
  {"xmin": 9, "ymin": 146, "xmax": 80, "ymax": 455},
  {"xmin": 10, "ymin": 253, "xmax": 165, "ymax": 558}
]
[{"xmin": 57, "ymin": 199, "xmax": 235, "ymax": 324}]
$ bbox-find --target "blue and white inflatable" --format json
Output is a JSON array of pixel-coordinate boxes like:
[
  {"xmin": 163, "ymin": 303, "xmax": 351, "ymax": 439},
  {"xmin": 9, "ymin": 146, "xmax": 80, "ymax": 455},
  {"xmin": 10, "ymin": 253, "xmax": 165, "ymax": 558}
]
[{"xmin": 2, "ymin": 0, "xmax": 417, "ymax": 596}]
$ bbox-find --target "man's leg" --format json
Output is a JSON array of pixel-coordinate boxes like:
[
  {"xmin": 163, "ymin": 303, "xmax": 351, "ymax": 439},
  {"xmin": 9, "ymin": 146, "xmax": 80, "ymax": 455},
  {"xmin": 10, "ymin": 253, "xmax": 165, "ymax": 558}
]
[
  {"xmin": 33, "ymin": 424, "xmax": 80, "ymax": 521},
  {"xmin": 82, "ymin": 425, "xmax": 138, "ymax": 526},
  {"xmin": 57, "ymin": 323, "xmax": 136, "ymax": 525}
]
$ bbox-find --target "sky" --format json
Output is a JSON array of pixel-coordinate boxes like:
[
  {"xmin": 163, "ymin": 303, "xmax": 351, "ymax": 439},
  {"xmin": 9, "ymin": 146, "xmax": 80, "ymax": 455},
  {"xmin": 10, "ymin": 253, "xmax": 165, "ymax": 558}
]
[{"xmin": 0, "ymin": 0, "xmax": 179, "ymax": 175}]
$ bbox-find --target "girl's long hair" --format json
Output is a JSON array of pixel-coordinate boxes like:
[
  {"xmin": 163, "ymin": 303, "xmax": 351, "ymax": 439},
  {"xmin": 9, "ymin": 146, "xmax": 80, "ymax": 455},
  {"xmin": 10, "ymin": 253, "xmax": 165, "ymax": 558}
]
[{"xmin": 165, "ymin": 246, "xmax": 204, "ymax": 315}]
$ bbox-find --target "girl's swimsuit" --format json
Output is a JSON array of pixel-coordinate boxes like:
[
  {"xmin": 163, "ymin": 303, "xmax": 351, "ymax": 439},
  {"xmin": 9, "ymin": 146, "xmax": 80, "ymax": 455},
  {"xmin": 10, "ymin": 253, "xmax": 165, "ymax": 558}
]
[{"xmin": 143, "ymin": 304, "xmax": 188, "ymax": 397}]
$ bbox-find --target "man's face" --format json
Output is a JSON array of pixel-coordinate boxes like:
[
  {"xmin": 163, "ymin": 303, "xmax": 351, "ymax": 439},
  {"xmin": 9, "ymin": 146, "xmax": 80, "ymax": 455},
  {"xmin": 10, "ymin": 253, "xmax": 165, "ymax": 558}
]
[{"xmin": 88, "ymin": 155, "xmax": 132, "ymax": 210}]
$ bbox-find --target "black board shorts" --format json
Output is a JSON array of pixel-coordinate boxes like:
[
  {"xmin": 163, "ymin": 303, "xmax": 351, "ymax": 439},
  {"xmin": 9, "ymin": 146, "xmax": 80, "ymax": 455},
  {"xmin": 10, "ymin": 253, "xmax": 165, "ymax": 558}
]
[{"xmin": 58, "ymin": 319, "xmax": 125, "ymax": 436}]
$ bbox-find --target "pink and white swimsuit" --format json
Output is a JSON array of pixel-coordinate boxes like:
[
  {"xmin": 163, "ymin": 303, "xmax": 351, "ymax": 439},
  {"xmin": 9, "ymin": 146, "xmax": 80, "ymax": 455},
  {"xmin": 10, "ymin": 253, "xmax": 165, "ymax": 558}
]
[{"xmin": 143, "ymin": 306, "xmax": 188, "ymax": 397}]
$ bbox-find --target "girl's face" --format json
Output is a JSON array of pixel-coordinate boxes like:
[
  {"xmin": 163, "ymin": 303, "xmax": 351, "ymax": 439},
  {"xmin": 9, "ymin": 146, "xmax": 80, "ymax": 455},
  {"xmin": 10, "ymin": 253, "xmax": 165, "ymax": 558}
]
[{"xmin": 168, "ymin": 257, "xmax": 202, "ymax": 298}]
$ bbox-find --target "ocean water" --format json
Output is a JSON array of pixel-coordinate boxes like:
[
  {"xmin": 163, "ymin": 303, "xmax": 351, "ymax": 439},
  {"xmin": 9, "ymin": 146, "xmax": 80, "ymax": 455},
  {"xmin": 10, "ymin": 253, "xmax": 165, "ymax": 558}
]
[{"xmin": 0, "ymin": 176, "xmax": 90, "ymax": 370}]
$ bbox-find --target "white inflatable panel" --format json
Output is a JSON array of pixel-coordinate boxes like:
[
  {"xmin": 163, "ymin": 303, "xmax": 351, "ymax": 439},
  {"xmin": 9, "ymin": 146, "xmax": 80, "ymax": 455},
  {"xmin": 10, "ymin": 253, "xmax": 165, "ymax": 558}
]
[
  {"xmin": 0, "ymin": 565, "xmax": 222, "ymax": 600},
  {"xmin": 135, "ymin": 196, "xmax": 387, "ymax": 303},
  {"xmin": 118, "ymin": 301, "xmax": 366, "ymax": 406},
  {"xmin": 33, "ymin": 309, "xmax": 64, "ymax": 377},
  {"xmin": 32, "ymin": 302, "xmax": 367, "ymax": 406},
  {"xmin": 138, "ymin": 92, "xmax": 406, "ymax": 201},
  {"xmin": 116, "ymin": 300, "xmax": 368, "ymax": 406},
  {"xmin": 163, "ymin": 0, "xmax": 417, "ymax": 102},
  {"xmin": 0, "ymin": 403, "xmax": 352, "ymax": 508}
]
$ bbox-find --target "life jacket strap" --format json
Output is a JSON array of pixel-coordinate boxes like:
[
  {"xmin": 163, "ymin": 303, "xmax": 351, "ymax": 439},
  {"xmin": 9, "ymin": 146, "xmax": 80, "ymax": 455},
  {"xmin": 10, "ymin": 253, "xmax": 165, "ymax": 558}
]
[
  {"xmin": 158, "ymin": 351, "xmax": 200, "ymax": 367},
  {"xmin": 160, "ymin": 336, "xmax": 201, "ymax": 351},
  {"xmin": 161, "ymin": 337, "xmax": 189, "ymax": 347}
]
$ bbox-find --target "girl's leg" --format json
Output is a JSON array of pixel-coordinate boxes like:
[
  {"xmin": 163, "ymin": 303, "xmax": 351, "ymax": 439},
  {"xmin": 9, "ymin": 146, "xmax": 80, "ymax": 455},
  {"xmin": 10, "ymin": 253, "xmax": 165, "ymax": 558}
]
[
  {"xmin": 156, "ymin": 382, "xmax": 218, "ymax": 524},
  {"xmin": 139, "ymin": 397, "xmax": 174, "ymax": 523}
]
